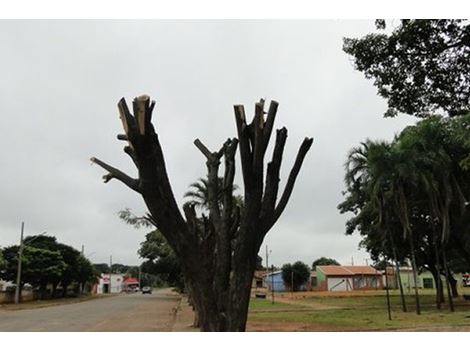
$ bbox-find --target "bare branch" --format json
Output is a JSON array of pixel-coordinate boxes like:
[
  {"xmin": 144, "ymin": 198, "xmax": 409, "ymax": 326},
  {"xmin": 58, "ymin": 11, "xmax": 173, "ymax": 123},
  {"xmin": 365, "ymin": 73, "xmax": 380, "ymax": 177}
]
[
  {"xmin": 270, "ymin": 137, "xmax": 313, "ymax": 228},
  {"xmin": 234, "ymin": 105, "xmax": 253, "ymax": 185},
  {"xmin": 252, "ymin": 101, "xmax": 265, "ymax": 173},
  {"xmin": 117, "ymin": 98, "xmax": 135, "ymax": 136},
  {"xmin": 133, "ymin": 95, "xmax": 150, "ymax": 136},
  {"xmin": 261, "ymin": 128, "xmax": 288, "ymax": 221},
  {"xmin": 194, "ymin": 139, "xmax": 214, "ymax": 160},
  {"xmin": 263, "ymin": 101, "xmax": 279, "ymax": 152},
  {"xmin": 222, "ymin": 138, "xmax": 238, "ymax": 226},
  {"xmin": 90, "ymin": 157, "xmax": 140, "ymax": 193}
]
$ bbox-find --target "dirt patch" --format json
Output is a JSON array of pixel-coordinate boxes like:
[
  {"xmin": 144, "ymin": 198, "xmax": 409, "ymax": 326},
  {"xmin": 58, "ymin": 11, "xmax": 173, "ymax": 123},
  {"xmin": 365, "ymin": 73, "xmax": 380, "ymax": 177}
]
[{"xmin": 246, "ymin": 321, "xmax": 361, "ymax": 332}]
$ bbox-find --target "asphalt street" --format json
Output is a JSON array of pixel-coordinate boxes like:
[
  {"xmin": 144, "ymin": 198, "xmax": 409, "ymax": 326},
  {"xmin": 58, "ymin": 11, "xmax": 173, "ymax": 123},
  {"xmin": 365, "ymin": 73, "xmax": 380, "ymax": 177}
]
[{"xmin": 0, "ymin": 288, "xmax": 181, "ymax": 332}]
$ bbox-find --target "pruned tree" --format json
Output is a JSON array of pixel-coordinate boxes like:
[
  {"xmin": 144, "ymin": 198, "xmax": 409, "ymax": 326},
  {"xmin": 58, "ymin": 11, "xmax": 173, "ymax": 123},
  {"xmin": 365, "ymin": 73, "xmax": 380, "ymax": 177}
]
[{"xmin": 91, "ymin": 95, "xmax": 313, "ymax": 331}]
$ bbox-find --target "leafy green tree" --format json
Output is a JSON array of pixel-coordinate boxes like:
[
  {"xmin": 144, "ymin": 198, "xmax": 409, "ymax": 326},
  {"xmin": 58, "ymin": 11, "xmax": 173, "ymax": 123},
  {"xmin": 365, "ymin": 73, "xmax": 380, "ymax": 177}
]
[
  {"xmin": 311, "ymin": 257, "xmax": 340, "ymax": 270},
  {"xmin": 76, "ymin": 256, "xmax": 97, "ymax": 293},
  {"xmin": 281, "ymin": 261, "xmax": 310, "ymax": 291},
  {"xmin": 183, "ymin": 177, "xmax": 242, "ymax": 211},
  {"xmin": 139, "ymin": 230, "xmax": 184, "ymax": 291},
  {"xmin": 0, "ymin": 249, "xmax": 6, "ymax": 273},
  {"xmin": 344, "ymin": 20, "xmax": 470, "ymax": 118},
  {"xmin": 340, "ymin": 114, "xmax": 470, "ymax": 312},
  {"xmin": 23, "ymin": 235, "xmax": 83, "ymax": 297},
  {"xmin": 93, "ymin": 263, "xmax": 110, "ymax": 274},
  {"xmin": 1, "ymin": 245, "xmax": 65, "ymax": 298}
]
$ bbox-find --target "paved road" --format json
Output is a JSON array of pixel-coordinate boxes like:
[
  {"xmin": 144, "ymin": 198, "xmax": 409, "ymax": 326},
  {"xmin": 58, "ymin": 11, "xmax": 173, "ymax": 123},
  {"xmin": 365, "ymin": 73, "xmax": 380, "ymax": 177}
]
[{"xmin": 0, "ymin": 288, "xmax": 181, "ymax": 332}]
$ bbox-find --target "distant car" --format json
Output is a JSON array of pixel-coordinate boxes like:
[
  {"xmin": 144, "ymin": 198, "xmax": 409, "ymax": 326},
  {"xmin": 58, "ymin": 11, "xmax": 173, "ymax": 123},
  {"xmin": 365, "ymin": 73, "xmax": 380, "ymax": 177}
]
[{"xmin": 142, "ymin": 286, "xmax": 152, "ymax": 294}]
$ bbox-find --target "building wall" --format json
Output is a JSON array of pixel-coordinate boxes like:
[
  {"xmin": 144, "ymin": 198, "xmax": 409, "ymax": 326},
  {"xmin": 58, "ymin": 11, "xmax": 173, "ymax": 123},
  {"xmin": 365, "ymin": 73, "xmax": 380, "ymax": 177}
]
[
  {"xmin": 97, "ymin": 274, "xmax": 124, "ymax": 294},
  {"xmin": 327, "ymin": 277, "xmax": 353, "ymax": 291},
  {"xmin": 265, "ymin": 272, "xmax": 309, "ymax": 292},
  {"xmin": 316, "ymin": 269, "xmax": 326, "ymax": 285},
  {"xmin": 0, "ymin": 288, "xmax": 35, "ymax": 304}
]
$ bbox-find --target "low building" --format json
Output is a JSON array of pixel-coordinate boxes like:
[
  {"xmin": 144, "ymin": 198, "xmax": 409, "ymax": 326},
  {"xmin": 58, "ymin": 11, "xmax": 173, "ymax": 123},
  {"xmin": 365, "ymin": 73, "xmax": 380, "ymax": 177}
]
[
  {"xmin": 96, "ymin": 273, "xmax": 124, "ymax": 294},
  {"xmin": 123, "ymin": 277, "xmax": 140, "ymax": 292},
  {"xmin": 252, "ymin": 270, "xmax": 267, "ymax": 289},
  {"xmin": 0, "ymin": 280, "xmax": 13, "ymax": 291},
  {"xmin": 383, "ymin": 267, "xmax": 464, "ymax": 290},
  {"xmin": 315, "ymin": 265, "xmax": 383, "ymax": 292},
  {"xmin": 264, "ymin": 271, "xmax": 309, "ymax": 292}
]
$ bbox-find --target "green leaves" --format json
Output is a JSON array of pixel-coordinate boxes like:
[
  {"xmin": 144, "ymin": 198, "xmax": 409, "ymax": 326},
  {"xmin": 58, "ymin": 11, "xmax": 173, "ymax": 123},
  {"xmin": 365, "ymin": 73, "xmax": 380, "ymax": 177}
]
[
  {"xmin": 340, "ymin": 113, "xmax": 470, "ymax": 264},
  {"xmin": 281, "ymin": 261, "xmax": 310, "ymax": 291},
  {"xmin": 344, "ymin": 20, "xmax": 470, "ymax": 118}
]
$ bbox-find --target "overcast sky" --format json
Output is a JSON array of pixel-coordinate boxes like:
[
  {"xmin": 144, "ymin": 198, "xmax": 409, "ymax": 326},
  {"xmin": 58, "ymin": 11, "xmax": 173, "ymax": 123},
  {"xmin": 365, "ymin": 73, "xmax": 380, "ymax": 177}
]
[{"xmin": 0, "ymin": 20, "xmax": 416, "ymax": 268}]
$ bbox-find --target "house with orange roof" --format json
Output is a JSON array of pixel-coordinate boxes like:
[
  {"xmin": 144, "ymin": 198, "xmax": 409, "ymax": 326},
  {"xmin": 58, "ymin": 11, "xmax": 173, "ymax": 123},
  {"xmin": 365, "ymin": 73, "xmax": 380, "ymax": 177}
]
[{"xmin": 315, "ymin": 265, "xmax": 383, "ymax": 292}]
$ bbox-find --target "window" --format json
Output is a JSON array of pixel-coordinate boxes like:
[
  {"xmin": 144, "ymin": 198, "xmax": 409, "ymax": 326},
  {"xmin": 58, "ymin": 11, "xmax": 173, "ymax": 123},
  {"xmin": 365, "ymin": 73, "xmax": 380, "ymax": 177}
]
[{"xmin": 423, "ymin": 278, "xmax": 433, "ymax": 289}]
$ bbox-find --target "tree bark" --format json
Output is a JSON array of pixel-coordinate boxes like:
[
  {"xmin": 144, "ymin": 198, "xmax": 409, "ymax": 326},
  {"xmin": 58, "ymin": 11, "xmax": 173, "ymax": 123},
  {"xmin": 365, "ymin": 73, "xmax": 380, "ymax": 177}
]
[
  {"xmin": 389, "ymin": 231, "xmax": 407, "ymax": 312},
  {"xmin": 407, "ymin": 232, "xmax": 421, "ymax": 315},
  {"xmin": 91, "ymin": 96, "xmax": 313, "ymax": 331},
  {"xmin": 442, "ymin": 248, "xmax": 455, "ymax": 312},
  {"xmin": 428, "ymin": 265, "xmax": 445, "ymax": 306},
  {"xmin": 432, "ymin": 228, "xmax": 444, "ymax": 309}
]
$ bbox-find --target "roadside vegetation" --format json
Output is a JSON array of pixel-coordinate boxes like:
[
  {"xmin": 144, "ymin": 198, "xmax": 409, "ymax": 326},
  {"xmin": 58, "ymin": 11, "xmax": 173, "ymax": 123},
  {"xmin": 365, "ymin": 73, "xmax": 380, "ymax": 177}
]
[
  {"xmin": 0, "ymin": 236, "xmax": 96, "ymax": 300},
  {"xmin": 248, "ymin": 290, "xmax": 470, "ymax": 331}
]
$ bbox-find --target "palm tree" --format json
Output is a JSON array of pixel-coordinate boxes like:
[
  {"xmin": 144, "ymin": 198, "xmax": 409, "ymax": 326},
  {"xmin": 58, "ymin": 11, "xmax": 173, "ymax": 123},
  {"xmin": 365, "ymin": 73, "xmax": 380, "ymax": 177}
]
[
  {"xmin": 345, "ymin": 140, "xmax": 408, "ymax": 313},
  {"xmin": 184, "ymin": 177, "xmax": 242, "ymax": 210}
]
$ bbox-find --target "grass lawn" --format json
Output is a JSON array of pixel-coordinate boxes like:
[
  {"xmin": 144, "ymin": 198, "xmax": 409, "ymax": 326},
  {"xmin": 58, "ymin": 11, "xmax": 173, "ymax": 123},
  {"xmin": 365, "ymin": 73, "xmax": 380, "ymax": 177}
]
[{"xmin": 247, "ymin": 290, "xmax": 470, "ymax": 331}]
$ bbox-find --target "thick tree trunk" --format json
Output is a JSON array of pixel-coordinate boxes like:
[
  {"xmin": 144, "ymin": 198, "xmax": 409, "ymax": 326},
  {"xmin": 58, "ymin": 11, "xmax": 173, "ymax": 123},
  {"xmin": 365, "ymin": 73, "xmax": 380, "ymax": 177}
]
[
  {"xmin": 429, "ymin": 265, "xmax": 445, "ymax": 306},
  {"xmin": 92, "ymin": 96, "xmax": 312, "ymax": 331},
  {"xmin": 442, "ymin": 249, "xmax": 455, "ymax": 312},
  {"xmin": 394, "ymin": 261, "xmax": 407, "ymax": 312},
  {"xmin": 407, "ymin": 233, "xmax": 421, "ymax": 315},
  {"xmin": 389, "ymin": 233, "xmax": 407, "ymax": 312},
  {"xmin": 449, "ymin": 273, "xmax": 459, "ymax": 298},
  {"xmin": 432, "ymin": 230, "xmax": 444, "ymax": 309},
  {"xmin": 384, "ymin": 259, "xmax": 392, "ymax": 321}
]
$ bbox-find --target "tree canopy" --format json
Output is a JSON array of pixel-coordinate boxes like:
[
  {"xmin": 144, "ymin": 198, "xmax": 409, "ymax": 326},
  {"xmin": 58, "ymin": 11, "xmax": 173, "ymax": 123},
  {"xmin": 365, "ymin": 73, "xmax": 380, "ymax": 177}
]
[
  {"xmin": 139, "ymin": 230, "xmax": 184, "ymax": 291},
  {"xmin": 281, "ymin": 261, "xmax": 311, "ymax": 291},
  {"xmin": 0, "ymin": 249, "xmax": 5, "ymax": 272},
  {"xmin": 344, "ymin": 20, "xmax": 470, "ymax": 118},
  {"xmin": 312, "ymin": 257, "xmax": 340, "ymax": 270},
  {"xmin": 0, "ymin": 235, "xmax": 97, "ymax": 297},
  {"xmin": 339, "ymin": 113, "xmax": 470, "ymax": 308}
]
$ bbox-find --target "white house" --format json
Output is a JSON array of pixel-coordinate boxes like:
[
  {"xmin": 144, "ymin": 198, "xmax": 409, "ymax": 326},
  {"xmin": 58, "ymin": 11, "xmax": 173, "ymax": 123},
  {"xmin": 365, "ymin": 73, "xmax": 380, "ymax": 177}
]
[
  {"xmin": 0, "ymin": 279, "xmax": 13, "ymax": 291},
  {"xmin": 96, "ymin": 273, "xmax": 124, "ymax": 294}
]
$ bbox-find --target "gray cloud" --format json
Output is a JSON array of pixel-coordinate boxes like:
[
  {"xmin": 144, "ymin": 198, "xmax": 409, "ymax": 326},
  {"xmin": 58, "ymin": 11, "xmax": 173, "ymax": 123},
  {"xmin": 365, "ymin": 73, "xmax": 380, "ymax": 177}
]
[{"xmin": 0, "ymin": 20, "xmax": 415, "ymax": 267}]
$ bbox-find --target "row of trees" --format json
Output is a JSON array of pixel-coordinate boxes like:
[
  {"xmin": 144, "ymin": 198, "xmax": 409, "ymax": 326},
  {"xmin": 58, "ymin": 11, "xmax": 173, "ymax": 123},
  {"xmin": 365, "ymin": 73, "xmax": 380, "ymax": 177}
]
[
  {"xmin": 339, "ymin": 114, "xmax": 470, "ymax": 313},
  {"xmin": 340, "ymin": 19, "xmax": 470, "ymax": 317},
  {"xmin": 0, "ymin": 236, "xmax": 96, "ymax": 299}
]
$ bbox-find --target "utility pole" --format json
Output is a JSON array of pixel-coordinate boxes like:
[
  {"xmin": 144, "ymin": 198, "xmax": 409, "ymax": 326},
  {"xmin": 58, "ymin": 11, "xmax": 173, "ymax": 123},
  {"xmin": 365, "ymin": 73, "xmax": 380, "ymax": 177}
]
[
  {"xmin": 291, "ymin": 271, "xmax": 294, "ymax": 298},
  {"xmin": 14, "ymin": 222, "xmax": 25, "ymax": 305},
  {"xmin": 384, "ymin": 258, "xmax": 392, "ymax": 321},
  {"xmin": 265, "ymin": 245, "xmax": 269, "ymax": 277},
  {"xmin": 271, "ymin": 264, "xmax": 275, "ymax": 304},
  {"xmin": 81, "ymin": 245, "xmax": 84, "ymax": 256},
  {"xmin": 109, "ymin": 255, "xmax": 113, "ymax": 293}
]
